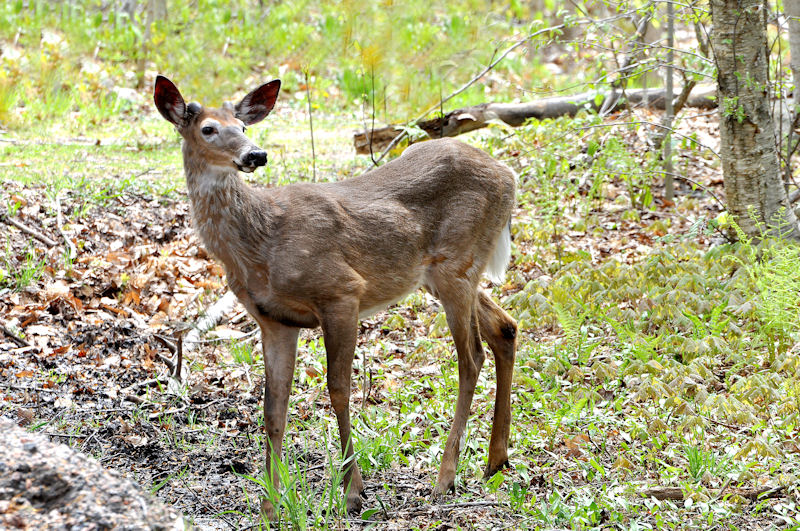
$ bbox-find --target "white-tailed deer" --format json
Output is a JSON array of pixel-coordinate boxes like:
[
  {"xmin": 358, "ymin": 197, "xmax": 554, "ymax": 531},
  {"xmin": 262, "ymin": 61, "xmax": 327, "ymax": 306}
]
[{"xmin": 153, "ymin": 75, "xmax": 518, "ymax": 518}]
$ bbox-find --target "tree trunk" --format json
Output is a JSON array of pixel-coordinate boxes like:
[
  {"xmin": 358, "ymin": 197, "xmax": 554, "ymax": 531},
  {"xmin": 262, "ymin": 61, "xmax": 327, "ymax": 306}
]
[
  {"xmin": 784, "ymin": 0, "xmax": 800, "ymax": 184},
  {"xmin": 787, "ymin": 1, "xmax": 800, "ymax": 95},
  {"xmin": 711, "ymin": 0, "xmax": 800, "ymax": 240}
]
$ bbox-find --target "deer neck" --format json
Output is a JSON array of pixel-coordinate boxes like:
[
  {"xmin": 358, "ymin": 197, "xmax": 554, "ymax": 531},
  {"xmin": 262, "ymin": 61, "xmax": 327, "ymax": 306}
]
[{"xmin": 181, "ymin": 141, "xmax": 272, "ymax": 273}]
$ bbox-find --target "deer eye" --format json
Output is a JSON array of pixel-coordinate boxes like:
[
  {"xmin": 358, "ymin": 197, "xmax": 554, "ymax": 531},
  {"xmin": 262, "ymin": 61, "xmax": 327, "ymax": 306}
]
[{"xmin": 201, "ymin": 126, "xmax": 216, "ymax": 135}]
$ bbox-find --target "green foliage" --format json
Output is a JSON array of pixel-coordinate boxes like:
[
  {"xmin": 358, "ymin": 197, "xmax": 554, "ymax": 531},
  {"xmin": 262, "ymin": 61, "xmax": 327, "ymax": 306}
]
[
  {"xmin": 247, "ymin": 440, "xmax": 346, "ymax": 529},
  {"xmin": 2, "ymin": 239, "xmax": 46, "ymax": 290},
  {"xmin": 0, "ymin": 0, "xmax": 546, "ymax": 129},
  {"xmin": 229, "ymin": 340, "xmax": 257, "ymax": 366},
  {"xmin": 742, "ymin": 239, "xmax": 800, "ymax": 345},
  {"xmin": 721, "ymin": 96, "xmax": 746, "ymax": 124}
]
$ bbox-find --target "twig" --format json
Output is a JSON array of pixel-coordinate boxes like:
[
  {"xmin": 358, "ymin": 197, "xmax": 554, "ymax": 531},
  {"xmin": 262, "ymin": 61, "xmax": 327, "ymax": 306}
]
[
  {"xmin": 710, "ymin": 477, "xmax": 732, "ymax": 503},
  {"xmin": 176, "ymin": 291, "xmax": 238, "ymax": 380},
  {"xmin": 1, "ymin": 322, "xmax": 29, "ymax": 347},
  {"xmin": 374, "ymin": 23, "xmax": 566, "ymax": 164},
  {"xmin": 176, "ymin": 473, "xmax": 237, "ymax": 529},
  {"xmin": 54, "ymin": 195, "xmax": 77, "ymax": 259},
  {"xmin": 122, "ymin": 378, "xmax": 169, "ymax": 393},
  {"xmin": 1, "ymin": 214, "xmax": 58, "ymax": 247},
  {"xmin": 156, "ymin": 353, "xmax": 175, "ymax": 372},
  {"xmin": 1, "ymin": 384, "xmax": 56, "ymax": 393},
  {"xmin": 174, "ymin": 331, "xmax": 184, "ymax": 380},
  {"xmin": 599, "ymin": 11, "xmax": 652, "ymax": 116},
  {"xmin": 576, "ymin": 120, "xmax": 721, "ymax": 159},
  {"xmin": 149, "ymin": 404, "xmax": 187, "ymax": 420},
  {"xmin": 441, "ymin": 501, "xmax": 499, "ymax": 508},
  {"xmin": 649, "ymin": 170, "xmax": 726, "ymax": 210},
  {"xmin": 152, "ymin": 333, "xmax": 177, "ymax": 371},
  {"xmin": 123, "ymin": 394, "xmax": 144, "ymax": 405}
]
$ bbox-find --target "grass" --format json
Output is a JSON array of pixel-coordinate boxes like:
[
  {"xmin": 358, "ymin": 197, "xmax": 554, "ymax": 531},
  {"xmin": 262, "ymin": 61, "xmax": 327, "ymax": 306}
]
[{"xmin": 0, "ymin": 0, "xmax": 559, "ymax": 131}]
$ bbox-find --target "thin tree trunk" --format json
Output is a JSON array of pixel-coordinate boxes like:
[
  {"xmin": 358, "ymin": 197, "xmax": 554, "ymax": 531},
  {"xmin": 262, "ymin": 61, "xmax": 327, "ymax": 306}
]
[
  {"xmin": 663, "ymin": 1, "xmax": 675, "ymax": 201},
  {"xmin": 784, "ymin": 0, "xmax": 800, "ymax": 184},
  {"xmin": 711, "ymin": 0, "xmax": 800, "ymax": 240}
]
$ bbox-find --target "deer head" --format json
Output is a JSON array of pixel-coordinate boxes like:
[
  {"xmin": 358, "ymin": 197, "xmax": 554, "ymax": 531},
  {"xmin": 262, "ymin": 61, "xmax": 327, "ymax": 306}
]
[{"xmin": 154, "ymin": 75, "xmax": 281, "ymax": 173}]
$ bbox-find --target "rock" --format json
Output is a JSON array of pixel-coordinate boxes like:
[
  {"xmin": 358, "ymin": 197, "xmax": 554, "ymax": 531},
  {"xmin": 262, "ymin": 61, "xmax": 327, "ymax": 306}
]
[{"xmin": 0, "ymin": 417, "xmax": 187, "ymax": 530}]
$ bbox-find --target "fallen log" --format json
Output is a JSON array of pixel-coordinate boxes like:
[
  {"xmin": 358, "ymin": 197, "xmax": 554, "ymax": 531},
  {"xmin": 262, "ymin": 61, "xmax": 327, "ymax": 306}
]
[
  {"xmin": 353, "ymin": 85, "xmax": 717, "ymax": 155},
  {"xmin": 641, "ymin": 485, "xmax": 786, "ymax": 502}
]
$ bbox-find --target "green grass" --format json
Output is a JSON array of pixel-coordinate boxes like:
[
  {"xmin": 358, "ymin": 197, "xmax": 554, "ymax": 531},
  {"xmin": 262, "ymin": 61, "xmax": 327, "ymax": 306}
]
[{"xmin": 0, "ymin": 0, "xmax": 557, "ymax": 130}]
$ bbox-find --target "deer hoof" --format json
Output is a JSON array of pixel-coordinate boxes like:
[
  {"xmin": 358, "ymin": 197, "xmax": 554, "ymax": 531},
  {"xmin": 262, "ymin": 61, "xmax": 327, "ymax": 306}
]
[
  {"xmin": 260, "ymin": 498, "xmax": 278, "ymax": 521},
  {"xmin": 346, "ymin": 492, "xmax": 363, "ymax": 515},
  {"xmin": 483, "ymin": 459, "xmax": 512, "ymax": 479},
  {"xmin": 432, "ymin": 480, "xmax": 456, "ymax": 500}
]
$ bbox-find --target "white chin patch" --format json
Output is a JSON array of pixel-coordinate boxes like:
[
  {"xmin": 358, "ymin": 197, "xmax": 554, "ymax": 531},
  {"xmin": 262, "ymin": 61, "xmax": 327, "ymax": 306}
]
[{"xmin": 234, "ymin": 161, "xmax": 256, "ymax": 173}]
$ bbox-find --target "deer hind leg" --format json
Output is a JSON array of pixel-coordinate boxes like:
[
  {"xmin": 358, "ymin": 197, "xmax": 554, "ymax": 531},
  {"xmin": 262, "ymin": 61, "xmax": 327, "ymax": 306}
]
[
  {"xmin": 257, "ymin": 320, "xmax": 300, "ymax": 521},
  {"xmin": 429, "ymin": 278, "xmax": 485, "ymax": 497},
  {"xmin": 319, "ymin": 299, "xmax": 364, "ymax": 514},
  {"xmin": 477, "ymin": 290, "xmax": 517, "ymax": 478}
]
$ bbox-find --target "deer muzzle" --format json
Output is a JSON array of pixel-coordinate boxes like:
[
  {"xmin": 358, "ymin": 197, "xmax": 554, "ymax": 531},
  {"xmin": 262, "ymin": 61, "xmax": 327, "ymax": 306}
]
[{"xmin": 235, "ymin": 149, "xmax": 267, "ymax": 173}]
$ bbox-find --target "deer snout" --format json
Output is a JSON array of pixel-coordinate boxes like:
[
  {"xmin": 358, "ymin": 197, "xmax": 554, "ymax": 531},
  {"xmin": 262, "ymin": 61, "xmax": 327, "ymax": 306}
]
[{"xmin": 243, "ymin": 150, "xmax": 267, "ymax": 167}]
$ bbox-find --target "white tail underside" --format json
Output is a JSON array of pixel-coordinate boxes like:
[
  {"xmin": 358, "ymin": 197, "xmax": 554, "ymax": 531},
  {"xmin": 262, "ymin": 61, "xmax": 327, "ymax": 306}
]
[{"xmin": 485, "ymin": 221, "xmax": 511, "ymax": 284}]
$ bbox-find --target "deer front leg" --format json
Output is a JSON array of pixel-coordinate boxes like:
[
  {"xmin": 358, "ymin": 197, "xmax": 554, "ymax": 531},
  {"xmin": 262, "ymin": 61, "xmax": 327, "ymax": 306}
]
[
  {"xmin": 257, "ymin": 320, "xmax": 300, "ymax": 521},
  {"xmin": 432, "ymin": 287, "xmax": 485, "ymax": 497},
  {"xmin": 319, "ymin": 300, "xmax": 364, "ymax": 515}
]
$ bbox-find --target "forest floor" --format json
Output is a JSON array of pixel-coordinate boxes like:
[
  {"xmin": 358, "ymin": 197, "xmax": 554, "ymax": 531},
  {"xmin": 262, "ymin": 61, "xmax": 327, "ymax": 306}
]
[{"xmin": 1, "ymin": 101, "xmax": 799, "ymax": 530}]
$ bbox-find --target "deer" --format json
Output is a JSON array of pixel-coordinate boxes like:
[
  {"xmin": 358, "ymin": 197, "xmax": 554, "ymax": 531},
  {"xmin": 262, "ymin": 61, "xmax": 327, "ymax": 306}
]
[{"xmin": 153, "ymin": 75, "xmax": 518, "ymax": 519}]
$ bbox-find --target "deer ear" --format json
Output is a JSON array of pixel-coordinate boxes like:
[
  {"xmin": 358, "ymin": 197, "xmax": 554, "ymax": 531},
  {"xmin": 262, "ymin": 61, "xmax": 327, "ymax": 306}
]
[
  {"xmin": 154, "ymin": 75, "xmax": 187, "ymax": 127},
  {"xmin": 235, "ymin": 79, "xmax": 281, "ymax": 125}
]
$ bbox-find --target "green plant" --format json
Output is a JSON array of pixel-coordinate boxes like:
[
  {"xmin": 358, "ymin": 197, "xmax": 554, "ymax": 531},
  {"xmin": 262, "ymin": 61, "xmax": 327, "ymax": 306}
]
[
  {"xmin": 248, "ymin": 438, "xmax": 347, "ymax": 529},
  {"xmin": 229, "ymin": 340, "xmax": 257, "ymax": 366},
  {"xmin": 3, "ymin": 241, "xmax": 46, "ymax": 290}
]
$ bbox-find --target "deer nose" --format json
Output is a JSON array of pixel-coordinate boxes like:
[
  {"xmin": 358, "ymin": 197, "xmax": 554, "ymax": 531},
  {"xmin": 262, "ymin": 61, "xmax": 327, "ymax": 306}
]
[{"xmin": 243, "ymin": 150, "xmax": 267, "ymax": 167}]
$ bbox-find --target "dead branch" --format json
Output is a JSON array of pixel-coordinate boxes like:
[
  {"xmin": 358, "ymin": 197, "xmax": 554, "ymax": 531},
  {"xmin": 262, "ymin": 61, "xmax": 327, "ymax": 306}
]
[
  {"xmin": 174, "ymin": 333, "xmax": 184, "ymax": 380},
  {"xmin": 599, "ymin": 12, "xmax": 652, "ymax": 116},
  {"xmin": 1, "ymin": 214, "xmax": 58, "ymax": 247},
  {"xmin": 1, "ymin": 322, "xmax": 29, "ymax": 347},
  {"xmin": 733, "ymin": 485, "xmax": 786, "ymax": 502},
  {"xmin": 370, "ymin": 24, "xmax": 566, "ymax": 164},
  {"xmin": 148, "ymin": 405, "xmax": 187, "ymax": 421},
  {"xmin": 152, "ymin": 334, "xmax": 178, "ymax": 372},
  {"xmin": 183, "ymin": 291, "xmax": 238, "ymax": 353},
  {"xmin": 354, "ymin": 85, "xmax": 717, "ymax": 155},
  {"xmin": 54, "ymin": 195, "xmax": 78, "ymax": 259},
  {"xmin": 123, "ymin": 394, "xmax": 144, "ymax": 405},
  {"xmin": 642, "ymin": 486, "xmax": 684, "ymax": 500},
  {"xmin": 642, "ymin": 485, "xmax": 787, "ymax": 502},
  {"xmin": 169, "ymin": 291, "xmax": 238, "ymax": 381},
  {"xmin": 122, "ymin": 378, "xmax": 170, "ymax": 394}
]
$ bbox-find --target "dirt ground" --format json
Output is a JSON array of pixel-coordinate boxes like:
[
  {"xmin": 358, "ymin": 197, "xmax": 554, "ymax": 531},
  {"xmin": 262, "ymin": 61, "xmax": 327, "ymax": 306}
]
[{"xmin": 0, "ymin": 177, "xmax": 537, "ymax": 529}]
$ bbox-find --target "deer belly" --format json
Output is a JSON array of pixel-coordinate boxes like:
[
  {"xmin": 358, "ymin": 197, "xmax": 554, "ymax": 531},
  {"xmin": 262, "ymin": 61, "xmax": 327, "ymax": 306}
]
[
  {"xmin": 357, "ymin": 266, "xmax": 425, "ymax": 318},
  {"xmin": 249, "ymin": 295, "xmax": 320, "ymax": 328}
]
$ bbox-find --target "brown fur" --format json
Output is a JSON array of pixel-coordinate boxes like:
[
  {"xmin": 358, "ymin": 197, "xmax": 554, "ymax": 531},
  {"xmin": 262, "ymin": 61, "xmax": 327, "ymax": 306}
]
[{"xmin": 154, "ymin": 76, "xmax": 518, "ymax": 519}]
